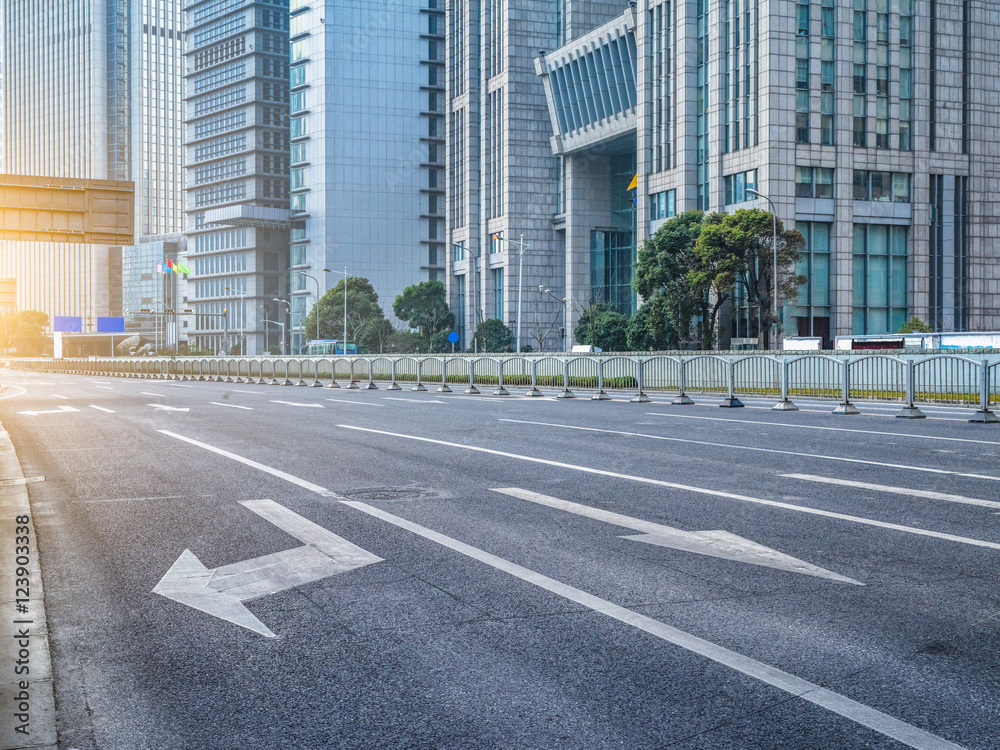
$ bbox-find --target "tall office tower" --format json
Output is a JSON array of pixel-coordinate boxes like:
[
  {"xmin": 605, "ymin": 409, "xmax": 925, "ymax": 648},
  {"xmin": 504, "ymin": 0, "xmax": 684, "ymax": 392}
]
[
  {"xmin": 447, "ymin": 1, "xmax": 610, "ymax": 351},
  {"xmin": 0, "ymin": 0, "xmax": 126, "ymax": 329},
  {"xmin": 528, "ymin": 0, "xmax": 1000, "ymax": 346},
  {"xmin": 184, "ymin": 0, "xmax": 290, "ymax": 355},
  {"xmin": 287, "ymin": 0, "xmax": 444, "ymax": 351}
]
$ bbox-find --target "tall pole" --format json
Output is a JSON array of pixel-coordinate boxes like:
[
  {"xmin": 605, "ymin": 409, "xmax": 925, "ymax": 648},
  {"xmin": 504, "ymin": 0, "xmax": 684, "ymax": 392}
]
[
  {"xmin": 295, "ymin": 271, "xmax": 321, "ymax": 343},
  {"xmin": 516, "ymin": 233, "xmax": 524, "ymax": 353},
  {"xmin": 344, "ymin": 266, "xmax": 348, "ymax": 350},
  {"xmin": 747, "ymin": 189, "xmax": 779, "ymax": 350}
]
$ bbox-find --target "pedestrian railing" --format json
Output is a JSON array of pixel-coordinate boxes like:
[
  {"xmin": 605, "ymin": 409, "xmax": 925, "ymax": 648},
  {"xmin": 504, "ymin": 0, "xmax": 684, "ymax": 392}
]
[{"xmin": 5, "ymin": 351, "xmax": 998, "ymax": 422}]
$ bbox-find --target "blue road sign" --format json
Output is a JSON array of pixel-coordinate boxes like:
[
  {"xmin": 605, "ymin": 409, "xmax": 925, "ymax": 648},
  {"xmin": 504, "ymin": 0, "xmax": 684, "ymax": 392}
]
[
  {"xmin": 97, "ymin": 316, "xmax": 126, "ymax": 333},
  {"xmin": 53, "ymin": 316, "xmax": 82, "ymax": 333},
  {"xmin": 447, "ymin": 331, "xmax": 459, "ymax": 344}
]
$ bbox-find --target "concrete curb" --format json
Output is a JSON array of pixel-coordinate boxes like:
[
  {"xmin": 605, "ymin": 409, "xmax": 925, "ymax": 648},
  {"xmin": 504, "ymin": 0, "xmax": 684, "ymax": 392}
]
[{"xmin": 0, "ymin": 419, "xmax": 57, "ymax": 750}]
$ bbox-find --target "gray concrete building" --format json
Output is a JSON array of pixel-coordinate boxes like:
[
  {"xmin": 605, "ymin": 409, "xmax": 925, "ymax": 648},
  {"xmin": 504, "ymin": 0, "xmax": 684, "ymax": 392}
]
[
  {"xmin": 450, "ymin": 0, "xmax": 1000, "ymax": 351},
  {"xmin": 286, "ymin": 0, "xmax": 445, "ymax": 350},
  {"xmin": 184, "ymin": 0, "xmax": 291, "ymax": 355}
]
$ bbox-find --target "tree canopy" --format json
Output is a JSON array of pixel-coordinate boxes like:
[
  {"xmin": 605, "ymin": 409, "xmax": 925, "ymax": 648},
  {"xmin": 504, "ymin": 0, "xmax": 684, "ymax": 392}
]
[
  {"xmin": 392, "ymin": 280, "xmax": 454, "ymax": 352},
  {"xmin": 302, "ymin": 277, "xmax": 390, "ymax": 351},
  {"xmin": 471, "ymin": 318, "xmax": 513, "ymax": 352},
  {"xmin": 625, "ymin": 293, "xmax": 678, "ymax": 351},
  {"xmin": 1, "ymin": 309, "xmax": 49, "ymax": 355},
  {"xmin": 574, "ymin": 303, "xmax": 628, "ymax": 351}
]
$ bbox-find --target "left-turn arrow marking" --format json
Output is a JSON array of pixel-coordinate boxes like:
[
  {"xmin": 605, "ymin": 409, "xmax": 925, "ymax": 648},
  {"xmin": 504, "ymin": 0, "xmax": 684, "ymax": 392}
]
[
  {"xmin": 16, "ymin": 405, "xmax": 80, "ymax": 416},
  {"xmin": 153, "ymin": 499, "xmax": 382, "ymax": 637}
]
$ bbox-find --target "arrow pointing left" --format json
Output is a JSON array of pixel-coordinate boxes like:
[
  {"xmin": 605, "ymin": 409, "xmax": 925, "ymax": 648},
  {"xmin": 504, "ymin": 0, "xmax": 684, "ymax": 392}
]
[
  {"xmin": 16, "ymin": 405, "xmax": 79, "ymax": 416},
  {"xmin": 154, "ymin": 499, "xmax": 382, "ymax": 637},
  {"xmin": 148, "ymin": 403, "xmax": 190, "ymax": 412}
]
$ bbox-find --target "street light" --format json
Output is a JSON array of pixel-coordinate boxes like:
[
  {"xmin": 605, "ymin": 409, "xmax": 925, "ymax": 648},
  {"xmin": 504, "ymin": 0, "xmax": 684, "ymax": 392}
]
[
  {"xmin": 295, "ymin": 270, "xmax": 322, "ymax": 344},
  {"xmin": 452, "ymin": 241, "xmax": 482, "ymax": 348},
  {"xmin": 272, "ymin": 298, "xmax": 290, "ymax": 354},
  {"xmin": 539, "ymin": 286, "xmax": 569, "ymax": 353},
  {"xmin": 745, "ymin": 188, "xmax": 779, "ymax": 350},
  {"xmin": 223, "ymin": 286, "xmax": 247, "ymax": 355},
  {"xmin": 323, "ymin": 267, "xmax": 349, "ymax": 353},
  {"xmin": 490, "ymin": 233, "xmax": 529, "ymax": 353}
]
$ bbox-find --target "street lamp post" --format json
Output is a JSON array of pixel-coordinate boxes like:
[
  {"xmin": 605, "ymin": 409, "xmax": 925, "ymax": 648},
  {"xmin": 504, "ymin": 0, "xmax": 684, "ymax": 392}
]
[
  {"xmin": 272, "ymin": 298, "xmax": 291, "ymax": 354},
  {"xmin": 323, "ymin": 267, "xmax": 349, "ymax": 353},
  {"xmin": 223, "ymin": 286, "xmax": 247, "ymax": 355},
  {"xmin": 539, "ymin": 286, "xmax": 569, "ymax": 353},
  {"xmin": 490, "ymin": 233, "xmax": 529, "ymax": 353},
  {"xmin": 452, "ymin": 241, "xmax": 482, "ymax": 348},
  {"xmin": 745, "ymin": 188, "xmax": 779, "ymax": 350},
  {"xmin": 295, "ymin": 271, "xmax": 323, "ymax": 344}
]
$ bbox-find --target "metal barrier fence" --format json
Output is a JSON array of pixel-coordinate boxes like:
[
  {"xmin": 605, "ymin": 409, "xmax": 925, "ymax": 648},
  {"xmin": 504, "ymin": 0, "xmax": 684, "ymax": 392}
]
[{"xmin": 6, "ymin": 352, "xmax": 999, "ymax": 422}]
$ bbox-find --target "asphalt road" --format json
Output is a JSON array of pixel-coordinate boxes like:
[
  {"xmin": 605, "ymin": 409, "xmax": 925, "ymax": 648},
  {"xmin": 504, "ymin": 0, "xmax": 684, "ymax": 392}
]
[{"xmin": 1, "ymin": 367, "xmax": 999, "ymax": 750}]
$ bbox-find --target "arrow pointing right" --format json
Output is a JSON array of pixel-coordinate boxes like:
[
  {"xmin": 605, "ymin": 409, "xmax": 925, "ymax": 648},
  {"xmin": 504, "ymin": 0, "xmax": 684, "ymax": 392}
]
[{"xmin": 492, "ymin": 488, "xmax": 861, "ymax": 584}]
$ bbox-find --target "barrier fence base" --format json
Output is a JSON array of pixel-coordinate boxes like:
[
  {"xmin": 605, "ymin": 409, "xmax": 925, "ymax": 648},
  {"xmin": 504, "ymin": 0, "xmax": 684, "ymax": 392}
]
[
  {"xmin": 348, "ymin": 381, "xmax": 360, "ymax": 389},
  {"xmin": 412, "ymin": 384, "xmax": 427, "ymax": 392},
  {"xmin": 326, "ymin": 380, "xmax": 340, "ymax": 388},
  {"xmin": 772, "ymin": 399, "xmax": 798, "ymax": 411},
  {"xmin": 719, "ymin": 397, "xmax": 744, "ymax": 408},
  {"xmin": 672, "ymin": 393, "xmax": 694, "ymax": 405},
  {"xmin": 556, "ymin": 389, "xmax": 575, "ymax": 399},
  {"xmin": 493, "ymin": 387, "xmax": 510, "ymax": 396},
  {"xmin": 896, "ymin": 406, "xmax": 926, "ymax": 419},
  {"xmin": 437, "ymin": 384, "xmax": 452, "ymax": 393},
  {"xmin": 465, "ymin": 385, "xmax": 481, "ymax": 394},
  {"xmin": 387, "ymin": 382, "xmax": 402, "ymax": 390},
  {"xmin": 969, "ymin": 409, "xmax": 1000, "ymax": 424},
  {"xmin": 365, "ymin": 382, "xmax": 378, "ymax": 390},
  {"xmin": 630, "ymin": 392, "xmax": 651, "ymax": 403},
  {"xmin": 833, "ymin": 403, "xmax": 861, "ymax": 415},
  {"xmin": 592, "ymin": 390, "xmax": 612, "ymax": 401},
  {"xmin": 310, "ymin": 379, "xmax": 323, "ymax": 387},
  {"xmin": 526, "ymin": 387, "xmax": 544, "ymax": 397}
]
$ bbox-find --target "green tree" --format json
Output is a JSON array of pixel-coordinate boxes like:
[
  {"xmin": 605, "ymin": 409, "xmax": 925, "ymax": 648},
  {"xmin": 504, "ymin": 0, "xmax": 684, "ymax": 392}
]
[
  {"xmin": 633, "ymin": 211, "xmax": 721, "ymax": 349},
  {"xmin": 303, "ymin": 277, "xmax": 388, "ymax": 351},
  {"xmin": 392, "ymin": 280, "xmax": 454, "ymax": 353},
  {"xmin": 626, "ymin": 293, "xmax": 678, "ymax": 351},
  {"xmin": 574, "ymin": 303, "xmax": 629, "ymax": 351},
  {"xmin": 471, "ymin": 319, "xmax": 513, "ymax": 352},
  {"xmin": 573, "ymin": 302, "xmax": 617, "ymax": 348},
  {"xmin": 13, "ymin": 310, "xmax": 48, "ymax": 356},
  {"xmin": 898, "ymin": 316, "xmax": 931, "ymax": 333},
  {"xmin": 697, "ymin": 209, "xmax": 806, "ymax": 349},
  {"xmin": 0, "ymin": 307, "xmax": 16, "ymax": 354}
]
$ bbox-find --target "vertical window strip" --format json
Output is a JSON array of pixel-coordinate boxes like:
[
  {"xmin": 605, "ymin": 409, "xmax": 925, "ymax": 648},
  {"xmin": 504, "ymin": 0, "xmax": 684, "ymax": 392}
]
[
  {"xmin": 929, "ymin": 0, "xmax": 937, "ymax": 150},
  {"xmin": 898, "ymin": 0, "xmax": 912, "ymax": 150},
  {"xmin": 696, "ymin": 0, "xmax": 710, "ymax": 209}
]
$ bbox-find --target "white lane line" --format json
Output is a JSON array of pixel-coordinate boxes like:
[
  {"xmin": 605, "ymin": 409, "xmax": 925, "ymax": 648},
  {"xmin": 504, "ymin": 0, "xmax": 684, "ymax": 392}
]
[
  {"xmin": 501, "ymin": 419, "xmax": 1000, "ymax": 483},
  {"xmin": 0, "ymin": 476, "xmax": 45, "ymax": 487},
  {"xmin": 344, "ymin": 499, "xmax": 963, "ymax": 750},
  {"xmin": 165, "ymin": 384, "xmax": 194, "ymax": 388},
  {"xmin": 95, "ymin": 385, "xmax": 115, "ymax": 390},
  {"xmin": 232, "ymin": 389, "xmax": 264, "ymax": 394},
  {"xmin": 52, "ymin": 394, "xmax": 69, "ymax": 399},
  {"xmin": 141, "ymin": 392, "xmax": 166, "ymax": 397},
  {"xmin": 270, "ymin": 400, "xmax": 323, "ymax": 408},
  {"xmin": 158, "ymin": 430, "xmax": 330, "ymax": 494},
  {"xmin": 648, "ymin": 413, "xmax": 1000, "ymax": 446},
  {"xmin": 154, "ymin": 429, "xmax": 968, "ymax": 750},
  {"xmin": 338, "ymin": 424, "xmax": 1000, "ymax": 552},
  {"xmin": 326, "ymin": 398, "xmax": 385, "ymax": 407},
  {"xmin": 89, "ymin": 405, "xmax": 116, "ymax": 413},
  {"xmin": 210, "ymin": 401, "xmax": 253, "ymax": 410},
  {"xmin": 382, "ymin": 397, "xmax": 447, "ymax": 404},
  {"xmin": 781, "ymin": 474, "xmax": 1000, "ymax": 510},
  {"xmin": 491, "ymin": 487, "xmax": 861, "ymax": 584},
  {"xmin": 728, "ymin": 404, "xmax": 968, "ymax": 422}
]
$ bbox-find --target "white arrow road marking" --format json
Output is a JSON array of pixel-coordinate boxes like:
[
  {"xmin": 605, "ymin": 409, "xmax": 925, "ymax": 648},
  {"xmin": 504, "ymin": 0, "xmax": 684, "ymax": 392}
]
[
  {"xmin": 782, "ymin": 474, "xmax": 1000, "ymax": 510},
  {"xmin": 153, "ymin": 498, "xmax": 382, "ymax": 637},
  {"xmin": 0, "ymin": 476, "xmax": 44, "ymax": 487},
  {"xmin": 337, "ymin": 425, "xmax": 1000, "ymax": 552},
  {"xmin": 492, "ymin": 488, "xmax": 861, "ymax": 584},
  {"xmin": 326, "ymin": 398, "xmax": 384, "ymax": 407},
  {"xmin": 141, "ymin": 392, "xmax": 166, "ymax": 397},
  {"xmin": 89, "ymin": 405, "xmax": 116, "ymax": 413},
  {"xmin": 157, "ymin": 430, "xmax": 970, "ymax": 749},
  {"xmin": 16, "ymin": 405, "xmax": 80, "ymax": 416},
  {"xmin": 52, "ymin": 394, "xmax": 69, "ymax": 399},
  {"xmin": 95, "ymin": 385, "xmax": 115, "ymax": 390},
  {"xmin": 270, "ymin": 400, "xmax": 323, "ymax": 408},
  {"xmin": 148, "ymin": 404, "xmax": 190, "ymax": 412},
  {"xmin": 210, "ymin": 402, "xmax": 253, "ymax": 410}
]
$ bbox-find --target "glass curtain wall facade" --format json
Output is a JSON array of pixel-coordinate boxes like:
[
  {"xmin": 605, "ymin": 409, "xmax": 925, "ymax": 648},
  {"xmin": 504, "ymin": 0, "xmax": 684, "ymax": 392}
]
[{"xmin": 184, "ymin": 0, "xmax": 290, "ymax": 355}]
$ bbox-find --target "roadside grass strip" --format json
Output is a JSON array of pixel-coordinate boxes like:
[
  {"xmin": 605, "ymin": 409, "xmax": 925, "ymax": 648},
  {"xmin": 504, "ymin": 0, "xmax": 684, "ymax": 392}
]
[{"xmin": 158, "ymin": 427, "xmax": 971, "ymax": 750}]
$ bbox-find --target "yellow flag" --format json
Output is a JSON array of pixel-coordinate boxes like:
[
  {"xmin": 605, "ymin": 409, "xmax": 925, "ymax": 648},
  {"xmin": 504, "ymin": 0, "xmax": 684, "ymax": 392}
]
[{"xmin": 627, "ymin": 173, "xmax": 637, "ymax": 191}]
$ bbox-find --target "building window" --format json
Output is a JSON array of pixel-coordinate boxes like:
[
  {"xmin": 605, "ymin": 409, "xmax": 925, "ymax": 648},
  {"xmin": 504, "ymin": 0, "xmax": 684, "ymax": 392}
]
[
  {"xmin": 853, "ymin": 171, "xmax": 910, "ymax": 202},
  {"xmin": 489, "ymin": 231, "xmax": 503, "ymax": 254},
  {"xmin": 290, "ymin": 116, "xmax": 305, "ymax": 138},
  {"xmin": 649, "ymin": 189, "xmax": 676, "ymax": 220},
  {"xmin": 790, "ymin": 222, "xmax": 831, "ymax": 345},
  {"xmin": 452, "ymin": 240, "xmax": 466, "ymax": 261},
  {"xmin": 794, "ymin": 167, "xmax": 834, "ymax": 198},
  {"xmin": 853, "ymin": 224, "xmax": 908, "ymax": 334},
  {"xmin": 724, "ymin": 169, "xmax": 757, "ymax": 205},
  {"xmin": 493, "ymin": 267, "xmax": 504, "ymax": 320},
  {"xmin": 290, "ymin": 167, "xmax": 305, "ymax": 189},
  {"xmin": 291, "ymin": 193, "xmax": 306, "ymax": 212}
]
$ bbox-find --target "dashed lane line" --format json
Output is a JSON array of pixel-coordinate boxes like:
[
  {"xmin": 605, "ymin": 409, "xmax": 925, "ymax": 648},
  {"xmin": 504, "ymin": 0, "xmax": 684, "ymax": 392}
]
[
  {"xmin": 500, "ymin": 418, "xmax": 1000, "ymax": 483},
  {"xmin": 338, "ymin": 424, "xmax": 1000, "ymax": 552},
  {"xmin": 210, "ymin": 402, "xmax": 253, "ymax": 410},
  {"xmin": 781, "ymin": 474, "xmax": 1000, "ymax": 510},
  {"xmin": 89, "ymin": 405, "xmax": 116, "ymax": 413}
]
